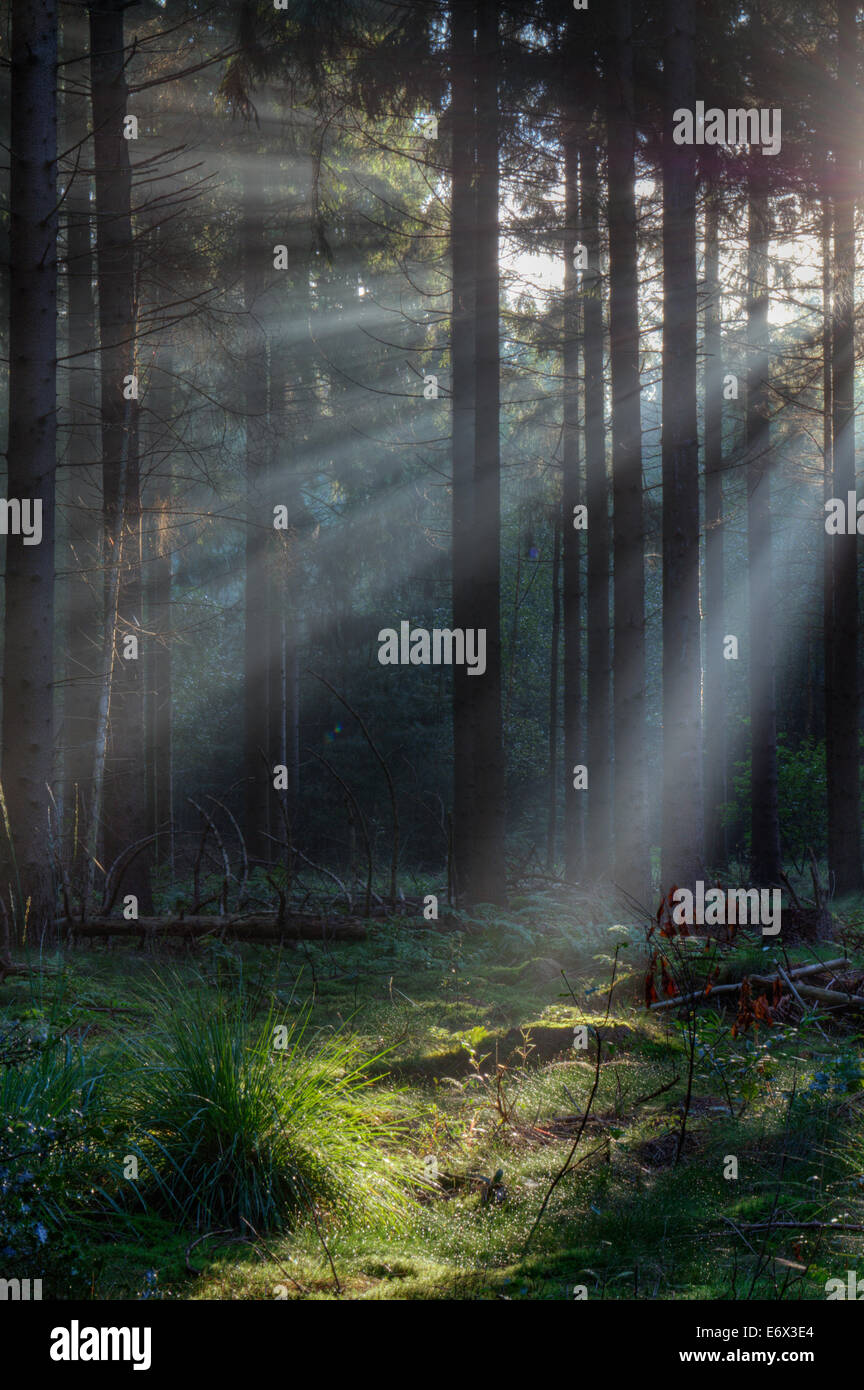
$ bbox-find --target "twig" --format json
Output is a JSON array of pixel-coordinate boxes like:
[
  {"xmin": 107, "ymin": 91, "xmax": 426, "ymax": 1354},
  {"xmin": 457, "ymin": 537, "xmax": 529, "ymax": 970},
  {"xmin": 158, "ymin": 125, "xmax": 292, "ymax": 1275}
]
[
  {"xmin": 523, "ymin": 1027, "xmax": 604, "ymax": 1252},
  {"xmin": 779, "ymin": 870, "xmax": 803, "ymax": 911},
  {"xmin": 239, "ymin": 1217, "xmax": 311, "ymax": 1295},
  {"xmin": 185, "ymin": 1228, "xmax": 234, "ymax": 1274},
  {"xmin": 188, "ymin": 798, "xmax": 230, "ymax": 914},
  {"xmin": 628, "ymin": 1073, "xmax": 681, "ymax": 1109},
  {"xmin": 720, "ymin": 1214, "xmax": 762, "ymax": 1261},
  {"xmin": 290, "ymin": 845, "xmax": 352, "ymax": 913},
  {"xmin": 747, "ymin": 1079, "xmax": 797, "ymax": 1298},
  {"xmin": 777, "ymin": 964, "xmax": 830, "ymax": 1041},
  {"xmin": 295, "ymin": 1176, "xmax": 341, "ymax": 1295},
  {"xmin": 101, "ymin": 833, "xmax": 160, "ymax": 914},
  {"xmin": 603, "ymin": 944, "xmax": 623, "ymax": 1025},
  {"xmin": 737, "ymin": 1220, "xmax": 864, "ymax": 1233},
  {"xmin": 207, "ymin": 792, "xmax": 249, "ymax": 909}
]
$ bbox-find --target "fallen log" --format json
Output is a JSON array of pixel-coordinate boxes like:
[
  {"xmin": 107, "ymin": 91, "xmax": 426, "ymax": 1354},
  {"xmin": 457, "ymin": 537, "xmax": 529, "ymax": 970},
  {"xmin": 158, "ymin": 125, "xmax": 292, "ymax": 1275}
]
[
  {"xmin": 651, "ymin": 981, "xmax": 741, "ymax": 1009},
  {"xmin": 766, "ymin": 957, "xmax": 849, "ymax": 978},
  {"xmin": 790, "ymin": 982, "xmax": 864, "ymax": 1008},
  {"xmin": 56, "ymin": 914, "xmax": 369, "ymax": 943},
  {"xmin": 650, "ymin": 958, "xmax": 850, "ymax": 1012},
  {"xmin": 0, "ymin": 956, "xmax": 48, "ymax": 984}
]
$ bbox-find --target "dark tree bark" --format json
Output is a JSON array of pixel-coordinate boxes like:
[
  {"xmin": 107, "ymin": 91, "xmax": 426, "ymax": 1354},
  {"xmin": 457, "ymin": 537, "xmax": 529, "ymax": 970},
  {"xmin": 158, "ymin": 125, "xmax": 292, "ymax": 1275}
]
[
  {"xmin": 145, "ymin": 344, "xmax": 174, "ymax": 873},
  {"xmin": 267, "ymin": 334, "xmax": 293, "ymax": 871},
  {"xmin": 547, "ymin": 521, "xmax": 561, "ymax": 870},
  {"xmin": 581, "ymin": 134, "xmax": 612, "ymax": 881},
  {"xmin": 469, "ymin": 0, "xmax": 506, "ymax": 904},
  {"xmin": 449, "ymin": 0, "xmax": 477, "ymax": 901},
  {"xmin": 89, "ymin": 0, "xmax": 150, "ymax": 909},
  {"xmin": 3, "ymin": 0, "xmax": 59, "ymax": 937},
  {"xmin": 746, "ymin": 181, "xmax": 783, "ymax": 886},
  {"xmin": 702, "ymin": 191, "xmax": 727, "ymax": 871},
  {"xmin": 270, "ymin": 334, "xmax": 301, "ymax": 831},
  {"xmin": 826, "ymin": 0, "xmax": 863, "ymax": 893},
  {"xmin": 606, "ymin": 0, "xmax": 648, "ymax": 902},
  {"xmin": 241, "ymin": 155, "xmax": 272, "ymax": 867},
  {"xmin": 61, "ymin": 15, "xmax": 100, "ymax": 872},
  {"xmin": 562, "ymin": 128, "xmax": 584, "ymax": 883},
  {"xmin": 276, "ymin": 184, "xmax": 312, "ymax": 826},
  {"xmin": 661, "ymin": 0, "xmax": 704, "ymax": 888},
  {"xmin": 822, "ymin": 197, "xmax": 835, "ymax": 848},
  {"xmin": 146, "ymin": 494, "xmax": 173, "ymax": 872}
]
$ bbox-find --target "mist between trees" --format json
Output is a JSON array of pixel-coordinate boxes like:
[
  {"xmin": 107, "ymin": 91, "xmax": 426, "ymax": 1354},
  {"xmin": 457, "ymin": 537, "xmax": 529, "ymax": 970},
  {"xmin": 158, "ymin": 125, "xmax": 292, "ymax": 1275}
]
[{"xmin": 1, "ymin": 0, "xmax": 863, "ymax": 940}]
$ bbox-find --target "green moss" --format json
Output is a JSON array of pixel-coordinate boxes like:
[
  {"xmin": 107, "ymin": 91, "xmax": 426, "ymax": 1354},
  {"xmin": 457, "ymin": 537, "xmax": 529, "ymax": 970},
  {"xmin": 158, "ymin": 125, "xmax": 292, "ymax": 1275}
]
[{"xmin": 3, "ymin": 910, "xmax": 864, "ymax": 1300}]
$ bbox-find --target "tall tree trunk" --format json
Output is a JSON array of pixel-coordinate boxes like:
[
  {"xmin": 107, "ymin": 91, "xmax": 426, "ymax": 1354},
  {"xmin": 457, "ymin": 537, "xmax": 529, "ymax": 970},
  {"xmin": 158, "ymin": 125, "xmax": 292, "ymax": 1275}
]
[
  {"xmin": 607, "ymin": 0, "xmax": 648, "ymax": 902},
  {"xmin": 3, "ymin": 0, "xmax": 59, "ymax": 938},
  {"xmin": 281, "ymin": 243, "xmax": 310, "ymax": 824},
  {"xmin": 449, "ymin": 0, "xmax": 477, "ymax": 902},
  {"xmin": 822, "ymin": 198, "xmax": 835, "ymax": 844},
  {"xmin": 562, "ymin": 127, "xmax": 584, "ymax": 882},
  {"xmin": 61, "ymin": 14, "xmax": 100, "ymax": 874},
  {"xmin": 702, "ymin": 191, "xmax": 727, "ymax": 870},
  {"xmin": 268, "ymin": 117, "xmax": 313, "ymax": 844},
  {"xmin": 581, "ymin": 135, "xmax": 612, "ymax": 880},
  {"xmin": 469, "ymin": 0, "xmax": 506, "ymax": 904},
  {"xmin": 746, "ymin": 180, "xmax": 783, "ymax": 885},
  {"xmin": 145, "ymin": 345, "xmax": 173, "ymax": 874},
  {"xmin": 267, "ymin": 341, "xmax": 288, "ymax": 862},
  {"xmin": 146, "ymin": 496, "xmax": 173, "ymax": 873},
  {"xmin": 89, "ymin": 0, "xmax": 150, "ymax": 910},
  {"xmin": 242, "ymin": 155, "xmax": 272, "ymax": 867},
  {"xmin": 547, "ymin": 521, "xmax": 561, "ymax": 869},
  {"xmin": 826, "ymin": 0, "xmax": 863, "ymax": 893},
  {"xmin": 661, "ymin": 0, "xmax": 704, "ymax": 888}
]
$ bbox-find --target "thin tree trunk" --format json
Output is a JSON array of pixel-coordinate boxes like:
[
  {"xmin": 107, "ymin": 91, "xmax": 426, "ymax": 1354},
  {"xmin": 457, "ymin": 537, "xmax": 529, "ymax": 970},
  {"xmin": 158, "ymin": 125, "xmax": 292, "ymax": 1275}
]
[
  {"xmin": 242, "ymin": 155, "xmax": 271, "ymax": 867},
  {"xmin": 661, "ymin": 0, "xmax": 704, "ymax": 888},
  {"xmin": 581, "ymin": 135, "xmax": 612, "ymax": 881},
  {"xmin": 147, "ymin": 496, "xmax": 173, "ymax": 872},
  {"xmin": 822, "ymin": 199, "xmax": 835, "ymax": 845},
  {"xmin": 470, "ymin": 0, "xmax": 506, "ymax": 904},
  {"xmin": 562, "ymin": 128, "xmax": 584, "ymax": 883},
  {"xmin": 3, "ymin": 0, "xmax": 59, "ymax": 939},
  {"xmin": 826, "ymin": 0, "xmax": 863, "ymax": 893},
  {"xmin": 89, "ymin": 0, "xmax": 150, "ymax": 910},
  {"xmin": 702, "ymin": 191, "xmax": 727, "ymax": 870},
  {"xmin": 271, "ymin": 117, "xmax": 313, "ymax": 839},
  {"xmin": 746, "ymin": 180, "xmax": 783, "ymax": 885},
  {"xmin": 280, "ymin": 271, "xmax": 306, "ymax": 823},
  {"xmin": 145, "ymin": 345, "xmax": 173, "ymax": 874},
  {"xmin": 547, "ymin": 521, "xmax": 561, "ymax": 869},
  {"xmin": 504, "ymin": 541, "xmax": 522, "ymax": 728},
  {"xmin": 87, "ymin": 395, "xmax": 132, "ymax": 902},
  {"xmin": 449, "ymin": 0, "xmax": 477, "ymax": 903},
  {"xmin": 607, "ymin": 0, "xmax": 648, "ymax": 902},
  {"xmin": 266, "ymin": 342, "xmax": 286, "ymax": 854},
  {"xmin": 61, "ymin": 19, "xmax": 100, "ymax": 875}
]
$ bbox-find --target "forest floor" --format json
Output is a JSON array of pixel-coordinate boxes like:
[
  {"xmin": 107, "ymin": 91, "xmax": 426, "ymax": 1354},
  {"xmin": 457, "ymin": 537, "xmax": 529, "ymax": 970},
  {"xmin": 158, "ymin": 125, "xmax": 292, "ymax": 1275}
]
[{"xmin": 3, "ymin": 890, "xmax": 864, "ymax": 1300}]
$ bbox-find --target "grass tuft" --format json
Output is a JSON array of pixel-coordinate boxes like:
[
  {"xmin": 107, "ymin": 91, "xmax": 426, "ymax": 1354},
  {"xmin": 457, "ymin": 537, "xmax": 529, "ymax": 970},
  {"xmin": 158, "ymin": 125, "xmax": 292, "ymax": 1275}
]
[{"xmin": 118, "ymin": 973, "xmax": 413, "ymax": 1233}]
